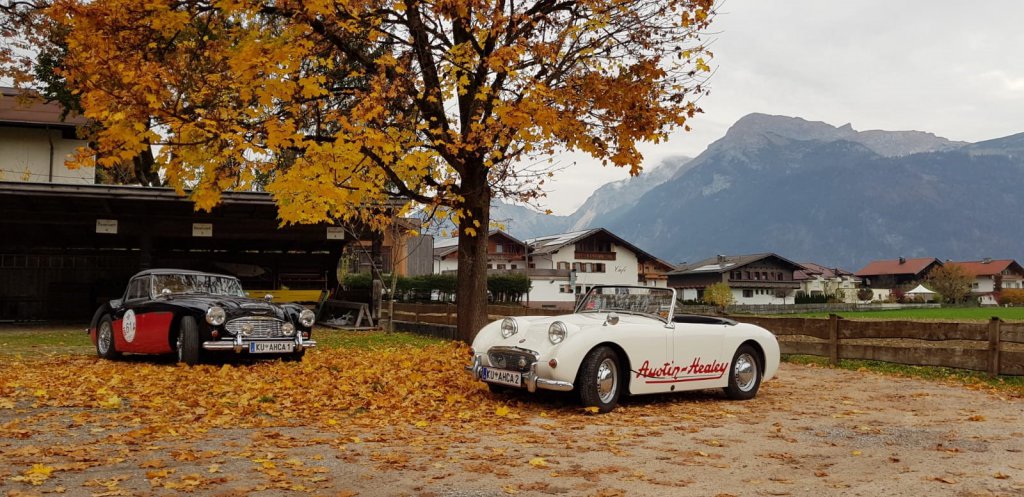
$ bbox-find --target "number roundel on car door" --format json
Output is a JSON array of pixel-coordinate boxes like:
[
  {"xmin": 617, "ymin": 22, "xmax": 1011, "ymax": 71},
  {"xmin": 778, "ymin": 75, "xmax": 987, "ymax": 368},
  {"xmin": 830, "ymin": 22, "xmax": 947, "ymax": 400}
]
[{"xmin": 122, "ymin": 309, "xmax": 137, "ymax": 343}]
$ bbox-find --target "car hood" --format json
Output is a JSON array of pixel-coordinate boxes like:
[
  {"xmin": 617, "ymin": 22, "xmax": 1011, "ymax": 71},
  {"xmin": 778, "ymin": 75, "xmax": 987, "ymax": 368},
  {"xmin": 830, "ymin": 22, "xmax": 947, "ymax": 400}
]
[
  {"xmin": 482, "ymin": 312, "xmax": 662, "ymax": 352},
  {"xmin": 158, "ymin": 294, "xmax": 292, "ymax": 320}
]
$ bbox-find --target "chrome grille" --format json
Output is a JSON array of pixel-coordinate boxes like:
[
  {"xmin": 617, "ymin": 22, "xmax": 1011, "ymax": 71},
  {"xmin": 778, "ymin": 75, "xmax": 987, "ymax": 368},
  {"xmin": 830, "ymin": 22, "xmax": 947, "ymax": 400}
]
[
  {"xmin": 225, "ymin": 317, "xmax": 284, "ymax": 338},
  {"xmin": 488, "ymin": 348, "xmax": 536, "ymax": 372}
]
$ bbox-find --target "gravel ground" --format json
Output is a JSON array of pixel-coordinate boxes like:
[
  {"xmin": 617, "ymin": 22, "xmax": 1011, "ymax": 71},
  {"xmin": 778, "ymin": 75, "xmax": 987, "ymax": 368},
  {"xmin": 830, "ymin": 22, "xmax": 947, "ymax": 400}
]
[{"xmin": 2, "ymin": 362, "xmax": 1023, "ymax": 497}]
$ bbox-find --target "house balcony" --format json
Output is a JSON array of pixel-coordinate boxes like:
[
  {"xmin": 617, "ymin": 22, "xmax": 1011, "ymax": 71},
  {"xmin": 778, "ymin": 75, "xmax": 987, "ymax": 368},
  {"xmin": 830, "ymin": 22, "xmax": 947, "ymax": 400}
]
[
  {"xmin": 575, "ymin": 251, "xmax": 616, "ymax": 261},
  {"xmin": 442, "ymin": 268, "xmax": 571, "ymax": 279}
]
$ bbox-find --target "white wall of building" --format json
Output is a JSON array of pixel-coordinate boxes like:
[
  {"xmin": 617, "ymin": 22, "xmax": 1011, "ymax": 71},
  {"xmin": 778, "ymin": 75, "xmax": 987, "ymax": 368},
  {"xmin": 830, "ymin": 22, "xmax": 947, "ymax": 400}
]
[
  {"xmin": 0, "ymin": 127, "xmax": 93, "ymax": 184},
  {"xmin": 799, "ymin": 275, "xmax": 862, "ymax": 303},
  {"xmin": 732, "ymin": 288, "xmax": 794, "ymax": 305}
]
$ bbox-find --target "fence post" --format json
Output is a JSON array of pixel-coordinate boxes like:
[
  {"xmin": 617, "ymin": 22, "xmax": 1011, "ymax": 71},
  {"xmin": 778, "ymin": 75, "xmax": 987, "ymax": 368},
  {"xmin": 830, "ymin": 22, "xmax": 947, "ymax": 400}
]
[
  {"xmin": 446, "ymin": 303, "xmax": 453, "ymax": 326},
  {"xmin": 828, "ymin": 313, "xmax": 840, "ymax": 365},
  {"xmin": 988, "ymin": 317, "xmax": 1002, "ymax": 377}
]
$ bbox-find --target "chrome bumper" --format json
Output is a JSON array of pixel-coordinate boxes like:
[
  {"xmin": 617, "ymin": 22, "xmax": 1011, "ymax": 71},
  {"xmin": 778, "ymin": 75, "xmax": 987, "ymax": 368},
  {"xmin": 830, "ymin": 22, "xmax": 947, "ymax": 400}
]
[
  {"xmin": 202, "ymin": 333, "xmax": 316, "ymax": 353},
  {"xmin": 467, "ymin": 354, "xmax": 574, "ymax": 393}
]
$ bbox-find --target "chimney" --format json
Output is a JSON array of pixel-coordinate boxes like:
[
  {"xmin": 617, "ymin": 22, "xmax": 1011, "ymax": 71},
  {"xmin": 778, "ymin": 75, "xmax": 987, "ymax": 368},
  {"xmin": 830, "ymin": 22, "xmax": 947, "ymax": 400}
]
[
  {"xmin": 898, "ymin": 257, "xmax": 906, "ymax": 265},
  {"xmin": 983, "ymin": 257, "xmax": 992, "ymax": 264},
  {"xmin": 717, "ymin": 254, "xmax": 727, "ymax": 265}
]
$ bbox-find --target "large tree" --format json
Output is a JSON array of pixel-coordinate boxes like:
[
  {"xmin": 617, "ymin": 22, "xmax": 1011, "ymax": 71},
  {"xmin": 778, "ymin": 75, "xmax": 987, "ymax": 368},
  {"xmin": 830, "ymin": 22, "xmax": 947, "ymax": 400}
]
[{"xmin": 3, "ymin": 0, "xmax": 715, "ymax": 341}]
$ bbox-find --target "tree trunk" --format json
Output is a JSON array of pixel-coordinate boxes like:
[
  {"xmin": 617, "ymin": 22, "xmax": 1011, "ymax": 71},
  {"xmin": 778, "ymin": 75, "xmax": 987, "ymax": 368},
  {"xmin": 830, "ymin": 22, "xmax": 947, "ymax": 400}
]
[{"xmin": 455, "ymin": 167, "xmax": 491, "ymax": 343}]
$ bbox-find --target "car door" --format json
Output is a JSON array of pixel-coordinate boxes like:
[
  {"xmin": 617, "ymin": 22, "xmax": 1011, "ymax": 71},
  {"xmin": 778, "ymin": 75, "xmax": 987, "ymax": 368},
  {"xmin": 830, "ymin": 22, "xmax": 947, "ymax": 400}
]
[
  {"xmin": 669, "ymin": 322, "xmax": 730, "ymax": 389},
  {"xmin": 112, "ymin": 276, "xmax": 174, "ymax": 354},
  {"xmin": 618, "ymin": 316, "xmax": 674, "ymax": 395}
]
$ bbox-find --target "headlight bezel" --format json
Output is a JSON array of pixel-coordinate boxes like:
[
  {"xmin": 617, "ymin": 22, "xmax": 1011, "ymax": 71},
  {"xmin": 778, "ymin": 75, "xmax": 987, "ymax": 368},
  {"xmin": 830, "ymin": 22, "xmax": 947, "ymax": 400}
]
[
  {"xmin": 205, "ymin": 306, "xmax": 226, "ymax": 326},
  {"xmin": 299, "ymin": 309, "xmax": 316, "ymax": 328},
  {"xmin": 548, "ymin": 321, "xmax": 567, "ymax": 344},
  {"xmin": 500, "ymin": 317, "xmax": 518, "ymax": 338}
]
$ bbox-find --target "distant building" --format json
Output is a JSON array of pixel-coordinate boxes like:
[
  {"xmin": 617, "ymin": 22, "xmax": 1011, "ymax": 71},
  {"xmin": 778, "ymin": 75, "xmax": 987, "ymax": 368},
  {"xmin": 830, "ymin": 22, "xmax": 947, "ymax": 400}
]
[
  {"xmin": 855, "ymin": 257, "xmax": 942, "ymax": 289},
  {"xmin": 668, "ymin": 253, "xmax": 803, "ymax": 305},
  {"xmin": 434, "ymin": 228, "xmax": 675, "ymax": 309},
  {"xmin": 794, "ymin": 262, "xmax": 861, "ymax": 303},
  {"xmin": 0, "ymin": 87, "xmax": 93, "ymax": 184},
  {"xmin": 949, "ymin": 259, "xmax": 1024, "ymax": 305}
]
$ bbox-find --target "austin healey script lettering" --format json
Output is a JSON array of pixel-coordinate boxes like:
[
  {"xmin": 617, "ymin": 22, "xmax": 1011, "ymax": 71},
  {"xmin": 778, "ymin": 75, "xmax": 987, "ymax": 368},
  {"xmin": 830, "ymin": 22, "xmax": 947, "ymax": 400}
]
[{"xmin": 635, "ymin": 358, "xmax": 728, "ymax": 383}]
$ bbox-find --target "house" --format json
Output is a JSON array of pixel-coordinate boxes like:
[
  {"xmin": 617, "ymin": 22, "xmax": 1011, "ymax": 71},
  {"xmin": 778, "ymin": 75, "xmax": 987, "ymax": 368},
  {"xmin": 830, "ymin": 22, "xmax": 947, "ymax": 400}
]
[
  {"xmin": 0, "ymin": 87, "xmax": 93, "ymax": 184},
  {"xmin": 434, "ymin": 228, "xmax": 674, "ymax": 308},
  {"xmin": 667, "ymin": 253, "xmax": 803, "ymax": 305},
  {"xmin": 433, "ymin": 229, "xmax": 530, "ymax": 274},
  {"xmin": 524, "ymin": 228, "xmax": 675, "ymax": 308},
  {"xmin": 855, "ymin": 257, "xmax": 943, "ymax": 289},
  {"xmin": 949, "ymin": 259, "xmax": 1024, "ymax": 305},
  {"xmin": 793, "ymin": 262, "xmax": 862, "ymax": 303}
]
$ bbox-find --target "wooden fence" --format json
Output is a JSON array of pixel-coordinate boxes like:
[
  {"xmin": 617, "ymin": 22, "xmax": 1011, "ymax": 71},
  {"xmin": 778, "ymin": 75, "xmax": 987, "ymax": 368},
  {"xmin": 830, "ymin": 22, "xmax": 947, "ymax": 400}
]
[
  {"xmin": 740, "ymin": 315, "xmax": 1024, "ymax": 376},
  {"xmin": 382, "ymin": 304, "xmax": 1023, "ymax": 376}
]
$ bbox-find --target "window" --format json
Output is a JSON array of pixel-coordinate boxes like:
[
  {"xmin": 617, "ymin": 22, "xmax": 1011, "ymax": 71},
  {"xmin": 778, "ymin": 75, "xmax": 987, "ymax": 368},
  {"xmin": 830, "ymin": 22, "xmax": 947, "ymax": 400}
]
[
  {"xmin": 972, "ymin": 282, "xmax": 979, "ymax": 289},
  {"xmin": 742, "ymin": 289, "xmax": 753, "ymax": 298},
  {"xmin": 497, "ymin": 264, "xmax": 506, "ymax": 270},
  {"xmin": 594, "ymin": 263, "xmax": 606, "ymax": 273},
  {"xmin": 510, "ymin": 264, "xmax": 518, "ymax": 269},
  {"xmin": 126, "ymin": 277, "xmax": 150, "ymax": 300},
  {"xmin": 557, "ymin": 261, "xmax": 570, "ymax": 270},
  {"xmin": 495, "ymin": 244, "xmax": 503, "ymax": 254},
  {"xmin": 575, "ymin": 286, "xmax": 582, "ymax": 294},
  {"xmin": 487, "ymin": 264, "xmax": 493, "ymax": 269},
  {"xmin": 559, "ymin": 285, "xmax": 573, "ymax": 293},
  {"xmin": 572, "ymin": 262, "xmax": 580, "ymax": 271}
]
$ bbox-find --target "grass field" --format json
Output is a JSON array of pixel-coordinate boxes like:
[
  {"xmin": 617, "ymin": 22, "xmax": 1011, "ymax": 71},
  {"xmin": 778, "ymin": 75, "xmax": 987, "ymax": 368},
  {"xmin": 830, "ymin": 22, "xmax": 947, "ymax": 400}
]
[
  {"xmin": 0, "ymin": 323, "xmax": 443, "ymax": 357},
  {"xmin": 785, "ymin": 354, "xmax": 1024, "ymax": 393},
  {"xmin": 771, "ymin": 307, "xmax": 1024, "ymax": 321}
]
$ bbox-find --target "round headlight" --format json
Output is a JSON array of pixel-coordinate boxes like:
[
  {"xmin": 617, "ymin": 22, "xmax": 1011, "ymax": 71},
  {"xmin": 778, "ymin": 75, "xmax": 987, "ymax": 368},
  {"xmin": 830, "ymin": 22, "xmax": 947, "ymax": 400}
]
[
  {"xmin": 206, "ymin": 306, "xmax": 226, "ymax": 326},
  {"xmin": 282, "ymin": 322, "xmax": 296, "ymax": 336},
  {"xmin": 500, "ymin": 318, "xmax": 518, "ymax": 338},
  {"xmin": 548, "ymin": 321, "xmax": 567, "ymax": 344},
  {"xmin": 299, "ymin": 309, "xmax": 316, "ymax": 327}
]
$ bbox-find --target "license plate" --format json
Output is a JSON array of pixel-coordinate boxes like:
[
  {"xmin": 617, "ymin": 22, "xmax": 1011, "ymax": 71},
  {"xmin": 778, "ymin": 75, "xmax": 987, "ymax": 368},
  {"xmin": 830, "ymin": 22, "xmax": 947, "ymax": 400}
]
[
  {"xmin": 481, "ymin": 367, "xmax": 522, "ymax": 387},
  {"xmin": 249, "ymin": 341, "xmax": 295, "ymax": 354}
]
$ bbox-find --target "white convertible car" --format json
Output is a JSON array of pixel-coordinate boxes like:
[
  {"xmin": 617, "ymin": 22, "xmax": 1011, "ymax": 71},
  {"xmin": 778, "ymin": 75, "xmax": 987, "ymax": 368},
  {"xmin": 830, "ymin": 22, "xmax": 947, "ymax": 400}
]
[{"xmin": 467, "ymin": 285, "xmax": 780, "ymax": 412}]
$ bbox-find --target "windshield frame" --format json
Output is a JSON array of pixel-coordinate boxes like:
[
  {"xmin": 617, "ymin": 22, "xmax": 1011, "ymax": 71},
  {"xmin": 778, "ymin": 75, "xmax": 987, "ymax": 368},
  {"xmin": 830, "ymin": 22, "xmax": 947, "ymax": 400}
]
[
  {"xmin": 574, "ymin": 285, "xmax": 677, "ymax": 323},
  {"xmin": 149, "ymin": 273, "xmax": 247, "ymax": 298}
]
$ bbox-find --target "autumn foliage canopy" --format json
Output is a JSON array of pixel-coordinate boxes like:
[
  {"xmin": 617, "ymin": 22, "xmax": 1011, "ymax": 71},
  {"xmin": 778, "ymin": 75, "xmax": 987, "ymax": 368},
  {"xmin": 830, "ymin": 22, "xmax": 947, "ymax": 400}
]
[{"xmin": 3, "ymin": 0, "xmax": 715, "ymax": 338}]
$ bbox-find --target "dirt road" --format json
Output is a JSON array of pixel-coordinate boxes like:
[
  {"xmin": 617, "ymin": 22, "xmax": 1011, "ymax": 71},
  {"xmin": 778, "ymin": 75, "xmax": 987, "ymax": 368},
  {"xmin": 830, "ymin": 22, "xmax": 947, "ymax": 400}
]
[{"xmin": 2, "ymin": 360, "xmax": 1022, "ymax": 497}]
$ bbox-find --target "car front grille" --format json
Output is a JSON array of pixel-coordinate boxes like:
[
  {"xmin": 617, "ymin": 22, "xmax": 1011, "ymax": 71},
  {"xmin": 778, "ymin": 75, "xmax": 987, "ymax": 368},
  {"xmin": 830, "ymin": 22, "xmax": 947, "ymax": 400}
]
[
  {"xmin": 488, "ymin": 348, "xmax": 536, "ymax": 372},
  {"xmin": 225, "ymin": 317, "xmax": 284, "ymax": 339}
]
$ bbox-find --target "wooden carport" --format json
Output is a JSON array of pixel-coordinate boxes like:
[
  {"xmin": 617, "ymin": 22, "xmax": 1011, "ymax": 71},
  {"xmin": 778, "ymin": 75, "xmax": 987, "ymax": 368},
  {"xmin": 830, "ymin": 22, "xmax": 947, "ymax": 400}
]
[{"xmin": 0, "ymin": 182, "xmax": 372, "ymax": 321}]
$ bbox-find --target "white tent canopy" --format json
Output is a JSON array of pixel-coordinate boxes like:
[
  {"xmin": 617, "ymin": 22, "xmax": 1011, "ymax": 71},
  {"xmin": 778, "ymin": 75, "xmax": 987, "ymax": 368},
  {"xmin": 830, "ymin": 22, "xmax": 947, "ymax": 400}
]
[{"xmin": 906, "ymin": 284, "xmax": 935, "ymax": 295}]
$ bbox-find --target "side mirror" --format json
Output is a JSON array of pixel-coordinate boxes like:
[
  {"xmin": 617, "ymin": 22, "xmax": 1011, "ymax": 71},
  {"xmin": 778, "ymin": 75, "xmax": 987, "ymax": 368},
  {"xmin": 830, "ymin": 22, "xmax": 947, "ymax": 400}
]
[{"xmin": 604, "ymin": 312, "xmax": 620, "ymax": 326}]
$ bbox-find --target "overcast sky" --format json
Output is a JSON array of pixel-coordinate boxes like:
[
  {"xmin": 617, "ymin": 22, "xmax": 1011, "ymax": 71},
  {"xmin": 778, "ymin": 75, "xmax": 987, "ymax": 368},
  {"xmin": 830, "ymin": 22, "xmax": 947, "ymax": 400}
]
[{"xmin": 538, "ymin": 0, "xmax": 1024, "ymax": 215}]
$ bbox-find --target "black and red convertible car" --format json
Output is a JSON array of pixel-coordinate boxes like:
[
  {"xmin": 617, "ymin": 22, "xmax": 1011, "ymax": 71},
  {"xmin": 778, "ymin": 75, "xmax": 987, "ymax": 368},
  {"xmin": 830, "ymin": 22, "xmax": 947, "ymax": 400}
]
[{"xmin": 88, "ymin": 269, "xmax": 316, "ymax": 364}]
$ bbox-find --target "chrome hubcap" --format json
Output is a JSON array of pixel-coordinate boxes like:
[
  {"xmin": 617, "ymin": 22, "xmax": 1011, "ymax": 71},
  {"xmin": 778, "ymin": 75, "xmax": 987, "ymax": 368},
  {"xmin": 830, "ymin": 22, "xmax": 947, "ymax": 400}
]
[
  {"xmin": 596, "ymin": 358, "xmax": 618, "ymax": 403},
  {"xmin": 98, "ymin": 322, "xmax": 112, "ymax": 354},
  {"xmin": 734, "ymin": 353, "xmax": 758, "ymax": 392}
]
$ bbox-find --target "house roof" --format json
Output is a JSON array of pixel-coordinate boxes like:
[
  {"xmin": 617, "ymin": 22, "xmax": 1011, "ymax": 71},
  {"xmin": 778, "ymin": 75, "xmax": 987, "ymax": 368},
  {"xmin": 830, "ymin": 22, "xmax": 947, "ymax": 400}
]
[
  {"xmin": 433, "ymin": 229, "xmax": 526, "ymax": 259},
  {"xmin": 524, "ymin": 227, "xmax": 668, "ymax": 265},
  {"xmin": 855, "ymin": 257, "xmax": 941, "ymax": 277},
  {"xmin": 669, "ymin": 253, "xmax": 804, "ymax": 275},
  {"xmin": 0, "ymin": 87, "xmax": 89, "ymax": 128},
  {"xmin": 794, "ymin": 262, "xmax": 857, "ymax": 281},
  {"xmin": 949, "ymin": 259, "xmax": 1023, "ymax": 277}
]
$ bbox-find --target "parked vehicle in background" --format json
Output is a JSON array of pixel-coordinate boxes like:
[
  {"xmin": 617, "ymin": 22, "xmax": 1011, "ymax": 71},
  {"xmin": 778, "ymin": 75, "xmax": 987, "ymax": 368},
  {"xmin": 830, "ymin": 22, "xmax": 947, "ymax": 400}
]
[
  {"xmin": 89, "ymin": 269, "xmax": 316, "ymax": 364},
  {"xmin": 468, "ymin": 285, "xmax": 780, "ymax": 412}
]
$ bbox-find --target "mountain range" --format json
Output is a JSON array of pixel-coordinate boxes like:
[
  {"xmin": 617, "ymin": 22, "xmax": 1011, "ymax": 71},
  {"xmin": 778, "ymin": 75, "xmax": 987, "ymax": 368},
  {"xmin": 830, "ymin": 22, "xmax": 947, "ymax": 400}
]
[{"xmin": 490, "ymin": 113, "xmax": 1024, "ymax": 270}]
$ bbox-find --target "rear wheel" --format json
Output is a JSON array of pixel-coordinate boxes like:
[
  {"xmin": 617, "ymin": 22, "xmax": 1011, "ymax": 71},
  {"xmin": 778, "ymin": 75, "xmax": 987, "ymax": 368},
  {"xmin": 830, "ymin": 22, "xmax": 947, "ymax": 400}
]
[
  {"xmin": 724, "ymin": 345, "xmax": 762, "ymax": 400},
  {"xmin": 176, "ymin": 316, "xmax": 201, "ymax": 366},
  {"xmin": 96, "ymin": 315, "xmax": 120, "ymax": 360},
  {"xmin": 578, "ymin": 346, "xmax": 622, "ymax": 413}
]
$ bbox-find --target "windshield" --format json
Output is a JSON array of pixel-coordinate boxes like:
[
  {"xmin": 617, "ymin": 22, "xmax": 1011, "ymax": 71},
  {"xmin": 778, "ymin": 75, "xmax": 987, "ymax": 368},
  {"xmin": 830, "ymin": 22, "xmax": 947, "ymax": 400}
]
[
  {"xmin": 576, "ymin": 286, "xmax": 676, "ymax": 319},
  {"xmin": 151, "ymin": 273, "xmax": 246, "ymax": 297}
]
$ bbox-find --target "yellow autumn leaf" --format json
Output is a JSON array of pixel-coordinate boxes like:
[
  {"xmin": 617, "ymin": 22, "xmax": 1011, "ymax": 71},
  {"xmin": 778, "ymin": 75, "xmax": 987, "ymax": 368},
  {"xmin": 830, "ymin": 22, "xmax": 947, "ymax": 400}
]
[
  {"xmin": 528, "ymin": 457, "xmax": 547, "ymax": 468},
  {"xmin": 98, "ymin": 395, "xmax": 123, "ymax": 409},
  {"xmin": 495, "ymin": 406, "xmax": 511, "ymax": 417}
]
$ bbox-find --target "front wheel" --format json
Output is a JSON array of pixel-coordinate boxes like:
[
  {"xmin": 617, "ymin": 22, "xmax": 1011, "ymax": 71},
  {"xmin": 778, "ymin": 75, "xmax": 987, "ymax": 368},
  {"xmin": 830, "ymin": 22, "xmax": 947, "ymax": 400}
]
[
  {"xmin": 724, "ymin": 345, "xmax": 762, "ymax": 400},
  {"xmin": 96, "ymin": 315, "xmax": 120, "ymax": 360},
  {"xmin": 578, "ymin": 346, "xmax": 622, "ymax": 413},
  {"xmin": 176, "ymin": 316, "xmax": 201, "ymax": 366}
]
